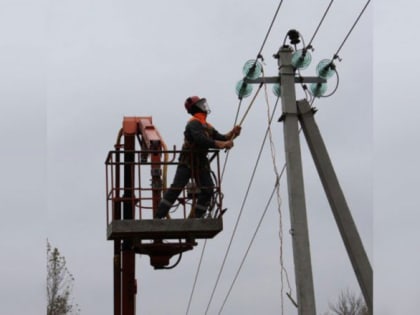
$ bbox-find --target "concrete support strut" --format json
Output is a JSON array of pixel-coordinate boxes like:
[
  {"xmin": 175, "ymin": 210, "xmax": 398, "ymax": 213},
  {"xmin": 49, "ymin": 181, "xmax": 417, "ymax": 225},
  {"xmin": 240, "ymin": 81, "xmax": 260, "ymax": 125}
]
[{"xmin": 297, "ymin": 100, "xmax": 373, "ymax": 314}]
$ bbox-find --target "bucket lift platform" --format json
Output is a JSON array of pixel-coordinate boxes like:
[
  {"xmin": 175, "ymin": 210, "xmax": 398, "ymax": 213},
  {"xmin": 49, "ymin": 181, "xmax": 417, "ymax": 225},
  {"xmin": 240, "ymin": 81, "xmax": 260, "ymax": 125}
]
[
  {"xmin": 105, "ymin": 116, "xmax": 225, "ymax": 314},
  {"xmin": 107, "ymin": 218, "xmax": 223, "ymax": 240},
  {"xmin": 105, "ymin": 116, "xmax": 224, "ymax": 269}
]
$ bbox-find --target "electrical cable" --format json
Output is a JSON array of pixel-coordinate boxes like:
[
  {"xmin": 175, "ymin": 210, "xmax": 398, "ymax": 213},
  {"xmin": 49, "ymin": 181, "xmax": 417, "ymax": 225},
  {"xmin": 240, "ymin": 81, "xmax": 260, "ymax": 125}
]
[
  {"xmin": 217, "ymin": 176, "xmax": 283, "ymax": 314},
  {"xmin": 309, "ymin": 1, "xmax": 370, "ymax": 105},
  {"xmin": 163, "ymin": 251, "xmax": 183, "ymax": 270},
  {"xmin": 223, "ymin": 0, "xmax": 286, "ymax": 177},
  {"xmin": 306, "ymin": 0, "xmax": 335, "ymax": 50},
  {"xmin": 185, "ymin": 94, "xmax": 240, "ymax": 314},
  {"xmin": 332, "ymin": 0, "xmax": 371, "ymax": 62},
  {"xmin": 204, "ymin": 92, "xmax": 280, "ymax": 315},
  {"xmin": 220, "ymin": 83, "xmax": 290, "ymax": 315},
  {"xmin": 295, "ymin": 69, "xmax": 313, "ymax": 104},
  {"xmin": 206, "ymin": 1, "xmax": 371, "ymax": 312},
  {"xmin": 186, "ymin": 1, "xmax": 287, "ymax": 312},
  {"xmin": 319, "ymin": 70, "xmax": 340, "ymax": 98},
  {"xmin": 256, "ymin": 0, "xmax": 285, "ymax": 61},
  {"xmin": 185, "ymin": 240, "xmax": 208, "ymax": 315}
]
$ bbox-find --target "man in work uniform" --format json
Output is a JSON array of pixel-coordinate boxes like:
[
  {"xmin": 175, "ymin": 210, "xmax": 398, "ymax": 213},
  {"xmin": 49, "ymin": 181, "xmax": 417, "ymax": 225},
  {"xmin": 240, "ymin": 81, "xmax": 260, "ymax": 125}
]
[{"xmin": 155, "ymin": 96, "xmax": 241, "ymax": 219}]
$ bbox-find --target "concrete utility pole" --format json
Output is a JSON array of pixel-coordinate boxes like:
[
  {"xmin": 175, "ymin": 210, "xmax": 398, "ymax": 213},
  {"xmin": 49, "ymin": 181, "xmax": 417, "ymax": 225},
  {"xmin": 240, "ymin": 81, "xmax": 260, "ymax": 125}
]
[
  {"xmin": 244, "ymin": 40, "xmax": 372, "ymax": 315},
  {"xmin": 278, "ymin": 46, "xmax": 317, "ymax": 315}
]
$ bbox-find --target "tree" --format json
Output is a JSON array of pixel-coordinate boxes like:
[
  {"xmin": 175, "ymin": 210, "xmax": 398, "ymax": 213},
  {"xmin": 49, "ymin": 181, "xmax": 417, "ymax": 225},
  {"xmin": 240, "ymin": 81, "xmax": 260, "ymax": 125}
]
[
  {"xmin": 323, "ymin": 289, "xmax": 368, "ymax": 315},
  {"xmin": 46, "ymin": 240, "xmax": 80, "ymax": 315}
]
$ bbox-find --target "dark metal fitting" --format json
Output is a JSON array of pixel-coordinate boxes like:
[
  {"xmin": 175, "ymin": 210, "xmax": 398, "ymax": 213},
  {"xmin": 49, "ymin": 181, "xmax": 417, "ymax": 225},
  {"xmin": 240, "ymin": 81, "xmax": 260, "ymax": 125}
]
[
  {"xmin": 151, "ymin": 168, "xmax": 162, "ymax": 176},
  {"xmin": 278, "ymin": 113, "xmax": 285, "ymax": 122},
  {"xmin": 287, "ymin": 29, "xmax": 301, "ymax": 45},
  {"xmin": 151, "ymin": 179, "xmax": 162, "ymax": 189}
]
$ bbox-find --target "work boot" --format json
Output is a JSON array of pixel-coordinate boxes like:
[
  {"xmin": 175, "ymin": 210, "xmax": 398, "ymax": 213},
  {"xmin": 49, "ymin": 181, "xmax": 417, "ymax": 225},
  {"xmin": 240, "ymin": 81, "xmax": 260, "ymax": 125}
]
[
  {"xmin": 194, "ymin": 204, "xmax": 207, "ymax": 218},
  {"xmin": 155, "ymin": 199, "xmax": 171, "ymax": 219}
]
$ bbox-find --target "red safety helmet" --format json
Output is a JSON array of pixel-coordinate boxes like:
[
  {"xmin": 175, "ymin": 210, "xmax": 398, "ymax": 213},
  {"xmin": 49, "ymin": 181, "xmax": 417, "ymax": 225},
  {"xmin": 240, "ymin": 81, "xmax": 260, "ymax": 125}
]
[{"xmin": 184, "ymin": 96, "xmax": 201, "ymax": 113}]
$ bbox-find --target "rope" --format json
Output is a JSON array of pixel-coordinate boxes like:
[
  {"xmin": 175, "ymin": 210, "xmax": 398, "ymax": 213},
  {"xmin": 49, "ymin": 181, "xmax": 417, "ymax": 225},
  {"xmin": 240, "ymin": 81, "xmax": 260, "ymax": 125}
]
[{"xmin": 263, "ymin": 85, "xmax": 292, "ymax": 314}]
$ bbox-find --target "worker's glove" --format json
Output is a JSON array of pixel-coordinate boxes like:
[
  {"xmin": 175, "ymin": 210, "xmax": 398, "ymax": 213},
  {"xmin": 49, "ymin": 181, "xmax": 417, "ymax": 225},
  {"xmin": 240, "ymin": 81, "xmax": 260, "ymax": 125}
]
[
  {"xmin": 229, "ymin": 125, "xmax": 241, "ymax": 139},
  {"xmin": 215, "ymin": 140, "xmax": 234, "ymax": 150},
  {"xmin": 224, "ymin": 140, "xmax": 234, "ymax": 149}
]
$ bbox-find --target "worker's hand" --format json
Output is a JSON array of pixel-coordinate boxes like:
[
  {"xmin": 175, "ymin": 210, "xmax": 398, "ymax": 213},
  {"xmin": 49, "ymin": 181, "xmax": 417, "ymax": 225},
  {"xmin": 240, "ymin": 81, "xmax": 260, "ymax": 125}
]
[
  {"xmin": 227, "ymin": 125, "xmax": 241, "ymax": 139},
  {"xmin": 215, "ymin": 140, "xmax": 234, "ymax": 150},
  {"xmin": 231, "ymin": 125, "xmax": 241, "ymax": 138},
  {"xmin": 224, "ymin": 140, "xmax": 234, "ymax": 149}
]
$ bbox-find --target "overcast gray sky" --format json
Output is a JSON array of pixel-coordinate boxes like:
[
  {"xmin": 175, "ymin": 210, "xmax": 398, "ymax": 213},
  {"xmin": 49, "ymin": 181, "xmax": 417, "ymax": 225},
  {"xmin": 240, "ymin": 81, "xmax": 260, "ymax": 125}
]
[{"xmin": 0, "ymin": 1, "xmax": 416, "ymax": 314}]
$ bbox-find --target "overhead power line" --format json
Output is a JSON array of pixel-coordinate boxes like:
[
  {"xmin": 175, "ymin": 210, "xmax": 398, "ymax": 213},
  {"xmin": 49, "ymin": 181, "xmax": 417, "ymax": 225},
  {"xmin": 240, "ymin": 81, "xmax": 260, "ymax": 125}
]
[
  {"xmin": 185, "ymin": 240, "xmax": 208, "ymax": 315},
  {"xmin": 217, "ymin": 94, "xmax": 291, "ymax": 315},
  {"xmin": 307, "ymin": 0, "xmax": 370, "ymax": 104},
  {"xmin": 256, "ymin": 0, "xmax": 285, "ymax": 60},
  {"xmin": 333, "ymin": 0, "xmax": 371, "ymax": 61},
  {"xmin": 217, "ymin": 175, "xmax": 285, "ymax": 314},
  {"xmin": 204, "ymin": 0, "xmax": 290, "ymax": 301},
  {"xmin": 307, "ymin": 0, "xmax": 335, "ymax": 49},
  {"xmin": 204, "ymin": 95, "xmax": 281, "ymax": 315},
  {"xmin": 187, "ymin": 1, "xmax": 287, "ymax": 313},
  {"xmin": 211, "ymin": 1, "xmax": 372, "ymax": 312}
]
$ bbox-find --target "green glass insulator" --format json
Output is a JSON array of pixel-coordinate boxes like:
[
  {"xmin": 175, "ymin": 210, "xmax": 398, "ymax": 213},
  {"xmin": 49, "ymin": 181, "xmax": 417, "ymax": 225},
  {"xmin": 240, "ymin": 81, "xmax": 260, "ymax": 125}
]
[
  {"xmin": 242, "ymin": 59, "xmax": 262, "ymax": 80},
  {"xmin": 291, "ymin": 49, "xmax": 312, "ymax": 70},
  {"xmin": 316, "ymin": 59, "xmax": 335, "ymax": 79},
  {"xmin": 310, "ymin": 83, "xmax": 327, "ymax": 97},
  {"xmin": 235, "ymin": 80, "xmax": 253, "ymax": 99},
  {"xmin": 273, "ymin": 83, "xmax": 281, "ymax": 97}
]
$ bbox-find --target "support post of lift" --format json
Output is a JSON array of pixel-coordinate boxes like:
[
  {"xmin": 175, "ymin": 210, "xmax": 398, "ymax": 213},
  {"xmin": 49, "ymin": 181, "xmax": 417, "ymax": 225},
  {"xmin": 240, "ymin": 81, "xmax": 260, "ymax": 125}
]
[
  {"xmin": 278, "ymin": 46, "xmax": 316, "ymax": 315},
  {"xmin": 122, "ymin": 131, "xmax": 136, "ymax": 315},
  {"xmin": 114, "ymin": 240, "xmax": 122, "ymax": 315},
  {"xmin": 113, "ymin": 141, "xmax": 122, "ymax": 315},
  {"xmin": 297, "ymin": 100, "xmax": 373, "ymax": 315}
]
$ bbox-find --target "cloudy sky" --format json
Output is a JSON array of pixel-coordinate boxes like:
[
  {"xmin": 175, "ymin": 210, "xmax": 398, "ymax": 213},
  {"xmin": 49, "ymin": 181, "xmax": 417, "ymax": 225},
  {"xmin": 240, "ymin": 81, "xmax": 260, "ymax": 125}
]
[{"xmin": 0, "ymin": 1, "xmax": 417, "ymax": 314}]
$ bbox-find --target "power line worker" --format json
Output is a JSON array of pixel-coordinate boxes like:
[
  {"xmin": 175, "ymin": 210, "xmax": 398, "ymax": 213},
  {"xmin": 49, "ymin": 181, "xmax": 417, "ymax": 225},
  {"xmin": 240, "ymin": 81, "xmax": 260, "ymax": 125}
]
[{"xmin": 155, "ymin": 96, "xmax": 241, "ymax": 219}]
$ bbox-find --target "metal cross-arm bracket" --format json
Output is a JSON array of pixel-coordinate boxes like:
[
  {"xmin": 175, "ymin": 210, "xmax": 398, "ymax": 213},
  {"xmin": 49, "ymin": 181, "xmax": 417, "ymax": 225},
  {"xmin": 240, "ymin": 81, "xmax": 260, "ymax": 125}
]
[{"xmin": 244, "ymin": 76, "xmax": 326, "ymax": 85}]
